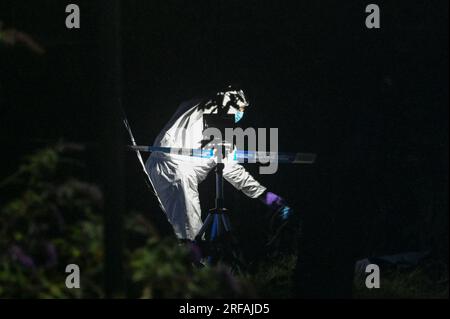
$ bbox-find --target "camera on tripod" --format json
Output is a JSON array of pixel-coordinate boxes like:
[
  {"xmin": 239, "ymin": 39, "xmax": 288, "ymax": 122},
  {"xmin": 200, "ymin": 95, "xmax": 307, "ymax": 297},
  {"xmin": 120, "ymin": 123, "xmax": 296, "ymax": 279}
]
[{"xmin": 202, "ymin": 111, "xmax": 235, "ymax": 161}]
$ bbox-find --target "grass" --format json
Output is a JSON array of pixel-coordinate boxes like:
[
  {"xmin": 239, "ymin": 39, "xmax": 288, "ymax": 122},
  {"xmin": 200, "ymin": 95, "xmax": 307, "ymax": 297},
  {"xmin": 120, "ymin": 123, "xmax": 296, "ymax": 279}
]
[
  {"xmin": 353, "ymin": 264, "xmax": 449, "ymax": 299},
  {"xmin": 241, "ymin": 255, "xmax": 297, "ymax": 298},
  {"xmin": 240, "ymin": 254, "xmax": 449, "ymax": 299}
]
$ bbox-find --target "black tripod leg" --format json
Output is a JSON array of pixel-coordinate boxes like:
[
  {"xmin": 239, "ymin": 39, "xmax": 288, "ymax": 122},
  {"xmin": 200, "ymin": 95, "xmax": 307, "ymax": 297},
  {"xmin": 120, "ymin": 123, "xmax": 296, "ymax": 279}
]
[
  {"xmin": 221, "ymin": 214, "xmax": 232, "ymax": 232},
  {"xmin": 195, "ymin": 213, "xmax": 213, "ymax": 241},
  {"xmin": 210, "ymin": 213, "xmax": 221, "ymax": 240},
  {"xmin": 216, "ymin": 214, "xmax": 223, "ymax": 238},
  {"xmin": 220, "ymin": 213, "xmax": 245, "ymax": 271}
]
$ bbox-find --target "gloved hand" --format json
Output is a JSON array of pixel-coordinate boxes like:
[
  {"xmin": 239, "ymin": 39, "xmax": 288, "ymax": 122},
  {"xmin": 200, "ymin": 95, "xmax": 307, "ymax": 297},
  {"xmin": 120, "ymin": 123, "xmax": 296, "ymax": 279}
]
[
  {"xmin": 259, "ymin": 191, "xmax": 292, "ymax": 221},
  {"xmin": 259, "ymin": 191, "xmax": 297, "ymax": 246}
]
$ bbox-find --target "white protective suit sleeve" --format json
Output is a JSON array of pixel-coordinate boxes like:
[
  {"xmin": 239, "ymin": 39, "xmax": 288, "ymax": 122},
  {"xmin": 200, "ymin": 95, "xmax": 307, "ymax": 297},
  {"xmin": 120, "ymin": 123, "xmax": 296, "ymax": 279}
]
[{"xmin": 223, "ymin": 161, "xmax": 267, "ymax": 199}]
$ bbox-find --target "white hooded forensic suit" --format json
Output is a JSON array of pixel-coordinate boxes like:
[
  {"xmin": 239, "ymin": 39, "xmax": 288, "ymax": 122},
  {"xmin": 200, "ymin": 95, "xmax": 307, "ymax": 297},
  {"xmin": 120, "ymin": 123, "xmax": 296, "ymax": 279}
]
[{"xmin": 145, "ymin": 92, "xmax": 267, "ymax": 240}]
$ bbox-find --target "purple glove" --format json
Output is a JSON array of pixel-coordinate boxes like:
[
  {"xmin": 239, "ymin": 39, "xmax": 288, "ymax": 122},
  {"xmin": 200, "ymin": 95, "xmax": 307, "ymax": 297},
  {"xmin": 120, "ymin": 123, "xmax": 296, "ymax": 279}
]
[
  {"xmin": 260, "ymin": 192, "xmax": 293, "ymax": 222},
  {"xmin": 260, "ymin": 191, "xmax": 288, "ymax": 213}
]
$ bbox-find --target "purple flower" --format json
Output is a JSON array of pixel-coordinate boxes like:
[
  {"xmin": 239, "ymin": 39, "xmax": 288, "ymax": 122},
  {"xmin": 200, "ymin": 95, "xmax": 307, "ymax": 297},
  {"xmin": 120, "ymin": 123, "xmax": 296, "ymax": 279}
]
[
  {"xmin": 9, "ymin": 245, "xmax": 36, "ymax": 269},
  {"xmin": 187, "ymin": 241, "xmax": 203, "ymax": 264},
  {"xmin": 44, "ymin": 242, "xmax": 58, "ymax": 267}
]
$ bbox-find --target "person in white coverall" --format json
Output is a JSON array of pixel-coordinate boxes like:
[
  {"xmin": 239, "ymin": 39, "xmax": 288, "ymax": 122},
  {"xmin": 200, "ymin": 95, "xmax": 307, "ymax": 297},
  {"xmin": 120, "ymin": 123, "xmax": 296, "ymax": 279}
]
[{"xmin": 145, "ymin": 87, "xmax": 291, "ymax": 240}]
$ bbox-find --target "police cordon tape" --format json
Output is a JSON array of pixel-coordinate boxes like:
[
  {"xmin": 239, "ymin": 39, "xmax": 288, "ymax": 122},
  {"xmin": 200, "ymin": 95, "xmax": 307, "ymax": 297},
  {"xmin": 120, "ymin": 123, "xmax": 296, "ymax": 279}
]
[{"xmin": 127, "ymin": 145, "xmax": 316, "ymax": 164}]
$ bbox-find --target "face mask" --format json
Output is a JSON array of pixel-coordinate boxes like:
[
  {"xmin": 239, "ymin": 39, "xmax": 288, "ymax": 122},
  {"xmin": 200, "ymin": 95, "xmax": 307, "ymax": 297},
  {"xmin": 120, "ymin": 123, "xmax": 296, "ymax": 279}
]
[{"xmin": 235, "ymin": 111, "xmax": 244, "ymax": 123}]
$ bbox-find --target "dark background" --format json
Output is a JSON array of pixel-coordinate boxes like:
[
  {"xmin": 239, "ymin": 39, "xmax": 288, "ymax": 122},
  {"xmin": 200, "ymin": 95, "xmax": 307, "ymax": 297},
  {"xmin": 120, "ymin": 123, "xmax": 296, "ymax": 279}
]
[{"xmin": 0, "ymin": 0, "xmax": 448, "ymax": 297}]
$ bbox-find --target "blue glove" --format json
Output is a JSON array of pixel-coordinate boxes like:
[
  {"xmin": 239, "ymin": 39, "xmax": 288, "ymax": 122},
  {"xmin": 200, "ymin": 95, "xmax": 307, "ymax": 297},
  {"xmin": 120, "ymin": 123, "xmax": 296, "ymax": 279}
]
[{"xmin": 278, "ymin": 205, "xmax": 292, "ymax": 222}]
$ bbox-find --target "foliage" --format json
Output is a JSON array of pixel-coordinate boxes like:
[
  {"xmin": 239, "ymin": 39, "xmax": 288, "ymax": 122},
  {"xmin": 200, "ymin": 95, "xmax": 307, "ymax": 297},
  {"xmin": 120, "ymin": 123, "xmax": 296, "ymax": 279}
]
[
  {"xmin": 242, "ymin": 255, "xmax": 297, "ymax": 299},
  {"xmin": 0, "ymin": 146, "xmax": 104, "ymax": 298},
  {"xmin": 126, "ymin": 236, "xmax": 255, "ymax": 298},
  {"xmin": 0, "ymin": 145, "xmax": 257, "ymax": 298}
]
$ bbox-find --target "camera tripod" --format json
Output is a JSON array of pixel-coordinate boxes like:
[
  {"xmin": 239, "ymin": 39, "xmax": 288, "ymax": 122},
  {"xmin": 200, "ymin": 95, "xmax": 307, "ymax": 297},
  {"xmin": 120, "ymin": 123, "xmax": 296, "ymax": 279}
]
[{"xmin": 194, "ymin": 154, "xmax": 242, "ymax": 267}]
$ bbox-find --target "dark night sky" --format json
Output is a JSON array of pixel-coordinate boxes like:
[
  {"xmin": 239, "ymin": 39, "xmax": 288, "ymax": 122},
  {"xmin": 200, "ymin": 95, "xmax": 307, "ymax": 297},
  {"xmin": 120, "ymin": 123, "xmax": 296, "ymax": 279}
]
[{"xmin": 0, "ymin": 1, "xmax": 448, "ymax": 260}]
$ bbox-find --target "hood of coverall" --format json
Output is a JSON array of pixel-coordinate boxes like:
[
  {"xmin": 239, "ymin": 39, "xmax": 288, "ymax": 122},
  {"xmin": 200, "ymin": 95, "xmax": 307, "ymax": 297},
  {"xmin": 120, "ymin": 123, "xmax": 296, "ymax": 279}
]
[{"xmin": 213, "ymin": 88, "xmax": 249, "ymax": 122}]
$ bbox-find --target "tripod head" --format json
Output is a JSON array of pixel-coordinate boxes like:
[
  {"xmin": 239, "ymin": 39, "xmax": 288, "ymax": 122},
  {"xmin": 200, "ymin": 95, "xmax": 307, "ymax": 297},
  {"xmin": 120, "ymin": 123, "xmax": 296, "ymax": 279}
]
[{"xmin": 202, "ymin": 112, "xmax": 235, "ymax": 162}]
